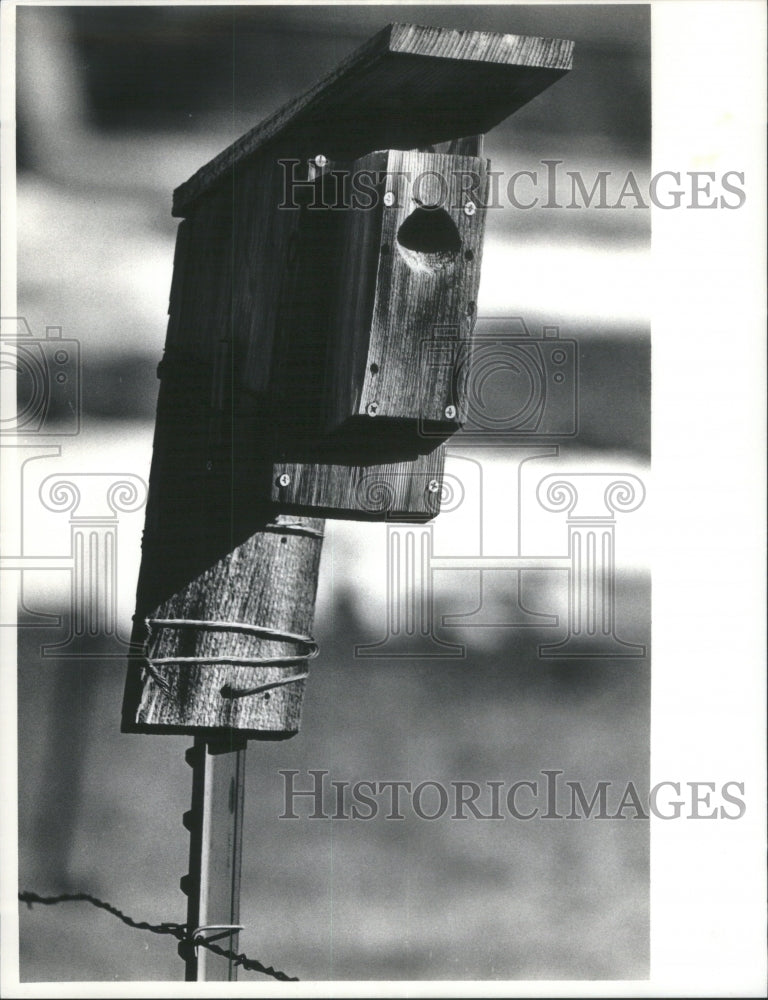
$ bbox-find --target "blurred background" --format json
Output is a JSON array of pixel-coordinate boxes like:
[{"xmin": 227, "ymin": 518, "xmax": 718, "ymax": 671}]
[{"xmin": 12, "ymin": 4, "xmax": 650, "ymax": 983}]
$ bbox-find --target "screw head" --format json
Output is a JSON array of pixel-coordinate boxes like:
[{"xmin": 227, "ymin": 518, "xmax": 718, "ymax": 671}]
[
  {"xmin": 427, "ymin": 479, "xmax": 442, "ymax": 494},
  {"xmin": 383, "ymin": 192, "xmax": 396, "ymax": 207},
  {"xmin": 314, "ymin": 154, "xmax": 328, "ymax": 168},
  {"xmin": 277, "ymin": 473, "xmax": 291, "ymax": 487},
  {"xmin": 366, "ymin": 401, "xmax": 379, "ymax": 417},
  {"xmin": 206, "ymin": 460, "xmax": 213, "ymax": 472},
  {"xmin": 444, "ymin": 404, "xmax": 457, "ymax": 420},
  {"xmin": 464, "ymin": 201, "xmax": 477, "ymax": 217}
]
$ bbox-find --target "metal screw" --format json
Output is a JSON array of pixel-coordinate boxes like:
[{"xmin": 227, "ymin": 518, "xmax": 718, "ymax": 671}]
[
  {"xmin": 464, "ymin": 201, "xmax": 477, "ymax": 217},
  {"xmin": 206, "ymin": 461, "xmax": 213, "ymax": 472},
  {"xmin": 444, "ymin": 405, "xmax": 457, "ymax": 420},
  {"xmin": 383, "ymin": 192, "xmax": 395, "ymax": 207},
  {"xmin": 366, "ymin": 401, "xmax": 379, "ymax": 416},
  {"xmin": 277, "ymin": 473, "xmax": 291, "ymax": 487},
  {"xmin": 314, "ymin": 154, "xmax": 328, "ymax": 168},
  {"xmin": 427, "ymin": 479, "xmax": 442, "ymax": 494}
]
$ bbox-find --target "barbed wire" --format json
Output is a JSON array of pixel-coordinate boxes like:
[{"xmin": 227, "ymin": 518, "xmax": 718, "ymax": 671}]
[{"xmin": 18, "ymin": 891, "xmax": 299, "ymax": 982}]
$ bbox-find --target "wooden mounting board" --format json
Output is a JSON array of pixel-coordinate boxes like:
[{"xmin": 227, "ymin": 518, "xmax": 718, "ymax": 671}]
[{"xmin": 173, "ymin": 22, "xmax": 573, "ymax": 216}]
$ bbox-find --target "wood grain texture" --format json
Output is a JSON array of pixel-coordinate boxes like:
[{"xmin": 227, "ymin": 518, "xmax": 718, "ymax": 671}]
[
  {"xmin": 123, "ymin": 515, "xmax": 324, "ymax": 736},
  {"xmin": 318, "ymin": 149, "xmax": 486, "ymax": 435},
  {"xmin": 272, "ymin": 449, "xmax": 446, "ymax": 520},
  {"xmin": 273, "ymin": 148, "xmax": 488, "ymax": 455},
  {"xmin": 339, "ymin": 149, "xmax": 488, "ymax": 429},
  {"xmin": 153, "ymin": 146, "xmax": 483, "ymax": 520},
  {"xmin": 124, "ymin": 213, "xmax": 326, "ymax": 734},
  {"xmin": 172, "ymin": 22, "xmax": 573, "ymax": 215},
  {"xmin": 125, "ymin": 21, "xmax": 567, "ymax": 732}
]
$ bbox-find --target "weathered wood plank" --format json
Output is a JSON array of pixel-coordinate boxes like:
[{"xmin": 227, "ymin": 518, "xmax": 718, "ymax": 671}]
[
  {"xmin": 271, "ymin": 147, "xmax": 488, "ymax": 451},
  {"xmin": 272, "ymin": 449, "xmax": 446, "ymax": 520},
  {"xmin": 124, "ymin": 216, "xmax": 326, "ymax": 735},
  {"xmin": 330, "ymin": 148, "xmax": 488, "ymax": 430},
  {"xmin": 123, "ymin": 515, "xmax": 324, "ymax": 736},
  {"xmin": 172, "ymin": 22, "xmax": 573, "ymax": 215}
]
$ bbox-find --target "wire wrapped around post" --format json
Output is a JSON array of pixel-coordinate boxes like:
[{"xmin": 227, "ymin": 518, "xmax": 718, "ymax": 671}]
[{"xmin": 122, "ymin": 514, "xmax": 325, "ymax": 736}]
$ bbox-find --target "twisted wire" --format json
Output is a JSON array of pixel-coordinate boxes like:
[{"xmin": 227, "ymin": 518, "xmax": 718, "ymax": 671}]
[{"xmin": 19, "ymin": 891, "xmax": 299, "ymax": 982}]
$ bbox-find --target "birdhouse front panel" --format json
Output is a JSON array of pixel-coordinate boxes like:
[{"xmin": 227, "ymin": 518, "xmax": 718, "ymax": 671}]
[{"xmin": 324, "ymin": 149, "xmax": 489, "ymax": 442}]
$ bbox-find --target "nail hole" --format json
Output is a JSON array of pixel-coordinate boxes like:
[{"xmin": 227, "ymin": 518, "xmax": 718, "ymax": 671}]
[
  {"xmin": 466, "ymin": 300, "xmax": 476, "ymax": 315},
  {"xmin": 464, "ymin": 249, "xmax": 474, "ymax": 261},
  {"xmin": 369, "ymin": 363, "xmax": 379, "ymax": 375},
  {"xmin": 280, "ymin": 536, "xmax": 288, "ymax": 544},
  {"xmin": 263, "ymin": 692, "xmax": 271, "ymax": 701}
]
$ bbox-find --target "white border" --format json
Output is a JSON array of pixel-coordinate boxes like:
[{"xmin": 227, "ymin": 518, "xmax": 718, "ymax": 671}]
[
  {"xmin": 1, "ymin": 1, "xmax": 765, "ymax": 997},
  {"xmin": 650, "ymin": 1, "xmax": 766, "ymax": 995},
  {"xmin": 0, "ymin": 0, "xmax": 21, "ymax": 992}
]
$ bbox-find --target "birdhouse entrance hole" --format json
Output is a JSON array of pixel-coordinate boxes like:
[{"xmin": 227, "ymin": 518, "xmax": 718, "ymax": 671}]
[{"xmin": 396, "ymin": 206, "xmax": 462, "ymax": 274}]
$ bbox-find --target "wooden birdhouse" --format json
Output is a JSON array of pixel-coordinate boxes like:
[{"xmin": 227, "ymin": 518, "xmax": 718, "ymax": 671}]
[{"xmin": 123, "ymin": 22, "xmax": 573, "ymax": 736}]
